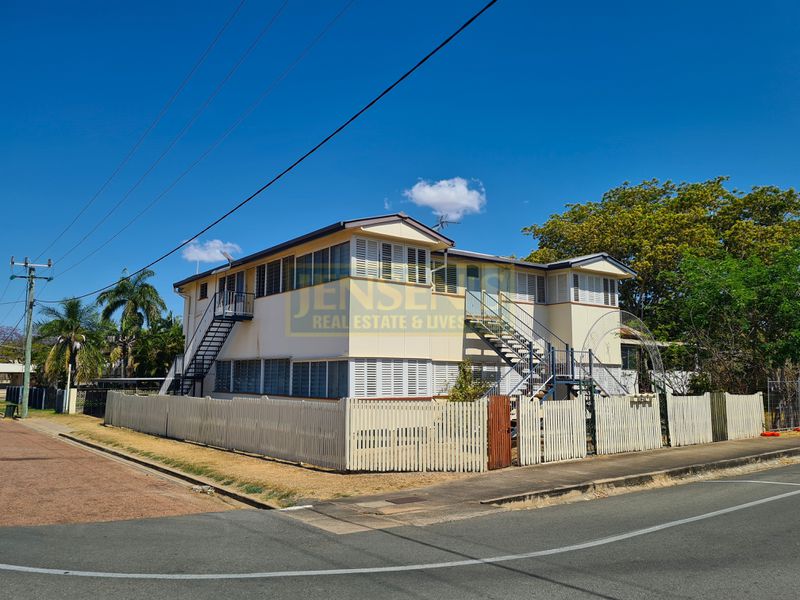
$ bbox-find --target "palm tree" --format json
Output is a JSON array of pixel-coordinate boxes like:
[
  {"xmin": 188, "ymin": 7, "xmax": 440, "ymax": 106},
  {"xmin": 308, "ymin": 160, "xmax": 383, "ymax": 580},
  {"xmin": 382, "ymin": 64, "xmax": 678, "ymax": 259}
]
[
  {"xmin": 131, "ymin": 313, "xmax": 184, "ymax": 377},
  {"xmin": 97, "ymin": 269, "xmax": 166, "ymax": 376},
  {"xmin": 36, "ymin": 298, "xmax": 107, "ymax": 400}
]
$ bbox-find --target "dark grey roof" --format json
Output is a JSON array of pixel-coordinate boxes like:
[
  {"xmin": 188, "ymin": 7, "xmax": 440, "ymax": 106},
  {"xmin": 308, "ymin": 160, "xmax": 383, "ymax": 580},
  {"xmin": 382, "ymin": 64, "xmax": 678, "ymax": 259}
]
[{"xmin": 174, "ymin": 213, "xmax": 453, "ymax": 288}]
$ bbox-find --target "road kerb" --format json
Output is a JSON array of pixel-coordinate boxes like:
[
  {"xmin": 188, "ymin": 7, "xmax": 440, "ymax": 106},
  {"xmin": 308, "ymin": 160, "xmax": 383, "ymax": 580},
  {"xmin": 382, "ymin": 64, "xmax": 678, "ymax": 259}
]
[{"xmin": 481, "ymin": 446, "xmax": 800, "ymax": 506}]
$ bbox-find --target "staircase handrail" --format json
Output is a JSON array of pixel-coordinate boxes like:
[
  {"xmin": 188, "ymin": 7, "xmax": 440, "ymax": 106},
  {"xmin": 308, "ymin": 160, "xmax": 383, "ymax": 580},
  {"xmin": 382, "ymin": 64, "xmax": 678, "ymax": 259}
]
[
  {"xmin": 497, "ymin": 291, "xmax": 569, "ymax": 351},
  {"xmin": 465, "ymin": 290, "xmax": 535, "ymax": 361},
  {"xmin": 183, "ymin": 293, "xmax": 219, "ymax": 371}
]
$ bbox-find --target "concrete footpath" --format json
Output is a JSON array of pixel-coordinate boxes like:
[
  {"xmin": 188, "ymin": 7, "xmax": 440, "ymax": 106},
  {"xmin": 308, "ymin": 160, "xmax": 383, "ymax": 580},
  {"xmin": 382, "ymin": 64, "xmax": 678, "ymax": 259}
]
[{"xmin": 285, "ymin": 436, "xmax": 800, "ymax": 534}]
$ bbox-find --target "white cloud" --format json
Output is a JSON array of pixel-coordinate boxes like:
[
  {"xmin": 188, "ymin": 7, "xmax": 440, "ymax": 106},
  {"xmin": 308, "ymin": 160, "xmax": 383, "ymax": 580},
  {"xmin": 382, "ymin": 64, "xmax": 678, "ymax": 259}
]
[
  {"xmin": 403, "ymin": 177, "xmax": 486, "ymax": 221},
  {"xmin": 383, "ymin": 197, "xmax": 392, "ymax": 210},
  {"xmin": 181, "ymin": 239, "xmax": 242, "ymax": 263}
]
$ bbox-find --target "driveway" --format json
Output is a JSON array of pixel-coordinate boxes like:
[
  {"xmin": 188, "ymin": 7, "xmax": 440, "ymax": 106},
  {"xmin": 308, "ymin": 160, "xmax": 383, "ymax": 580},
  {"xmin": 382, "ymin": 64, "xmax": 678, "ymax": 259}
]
[{"xmin": 0, "ymin": 420, "xmax": 235, "ymax": 527}]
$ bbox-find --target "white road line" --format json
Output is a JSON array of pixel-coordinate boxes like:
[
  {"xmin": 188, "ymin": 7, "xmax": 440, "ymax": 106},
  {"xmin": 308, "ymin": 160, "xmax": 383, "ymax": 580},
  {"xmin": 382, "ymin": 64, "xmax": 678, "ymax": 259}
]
[
  {"xmin": 703, "ymin": 480, "xmax": 800, "ymax": 487},
  {"xmin": 1, "ymin": 487, "xmax": 799, "ymax": 580}
]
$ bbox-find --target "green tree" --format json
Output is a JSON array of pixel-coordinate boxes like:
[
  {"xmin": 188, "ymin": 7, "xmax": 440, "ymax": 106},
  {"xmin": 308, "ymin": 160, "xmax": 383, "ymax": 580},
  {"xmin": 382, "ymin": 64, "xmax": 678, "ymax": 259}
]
[
  {"xmin": 97, "ymin": 269, "xmax": 166, "ymax": 377},
  {"xmin": 671, "ymin": 248, "xmax": 800, "ymax": 393},
  {"xmin": 36, "ymin": 298, "xmax": 109, "ymax": 395},
  {"xmin": 522, "ymin": 177, "xmax": 800, "ymax": 336},
  {"xmin": 131, "ymin": 313, "xmax": 184, "ymax": 377},
  {"xmin": 448, "ymin": 359, "xmax": 491, "ymax": 402}
]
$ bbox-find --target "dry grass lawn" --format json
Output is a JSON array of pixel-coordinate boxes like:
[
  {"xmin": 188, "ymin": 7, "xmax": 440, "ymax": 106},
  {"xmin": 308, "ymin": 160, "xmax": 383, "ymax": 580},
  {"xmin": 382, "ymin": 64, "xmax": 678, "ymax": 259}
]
[{"xmin": 27, "ymin": 412, "xmax": 473, "ymax": 507}]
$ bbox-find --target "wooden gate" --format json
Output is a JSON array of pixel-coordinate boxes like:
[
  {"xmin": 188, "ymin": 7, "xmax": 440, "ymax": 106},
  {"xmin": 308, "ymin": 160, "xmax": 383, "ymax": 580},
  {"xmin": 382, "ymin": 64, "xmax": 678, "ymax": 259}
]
[{"xmin": 487, "ymin": 395, "xmax": 512, "ymax": 469}]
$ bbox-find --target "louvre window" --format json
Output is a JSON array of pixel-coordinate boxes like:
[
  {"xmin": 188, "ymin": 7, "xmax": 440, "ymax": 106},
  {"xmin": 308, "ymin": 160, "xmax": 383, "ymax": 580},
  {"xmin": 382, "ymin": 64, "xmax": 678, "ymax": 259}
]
[
  {"xmin": 330, "ymin": 242, "xmax": 350, "ymax": 280},
  {"xmin": 266, "ymin": 260, "xmax": 281, "ymax": 295},
  {"xmin": 295, "ymin": 253, "xmax": 312, "ymax": 289},
  {"xmin": 352, "ymin": 358, "xmax": 431, "ymax": 398},
  {"xmin": 573, "ymin": 274, "xmax": 618, "ymax": 306},
  {"xmin": 309, "ymin": 362, "xmax": 327, "ymax": 397},
  {"xmin": 515, "ymin": 272, "xmax": 545, "ymax": 303},
  {"xmin": 214, "ymin": 360, "xmax": 231, "ymax": 393},
  {"xmin": 291, "ymin": 362, "xmax": 310, "ymax": 397},
  {"xmin": 281, "ymin": 256, "xmax": 295, "ymax": 292},
  {"xmin": 263, "ymin": 359, "xmax": 290, "ymax": 395},
  {"xmin": 326, "ymin": 360, "xmax": 349, "ymax": 398},
  {"xmin": 198, "ymin": 282, "xmax": 208, "ymax": 300},
  {"xmin": 433, "ymin": 261, "xmax": 457, "ymax": 294},
  {"xmin": 313, "ymin": 248, "xmax": 330, "ymax": 285},
  {"xmin": 433, "ymin": 362, "xmax": 459, "ymax": 394},
  {"xmin": 255, "ymin": 265, "xmax": 266, "ymax": 298},
  {"xmin": 233, "ymin": 360, "xmax": 261, "ymax": 393},
  {"xmin": 353, "ymin": 238, "xmax": 379, "ymax": 278},
  {"xmin": 573, "ymin": 274, "xmax": 580, "ymax": 302},
  {"xmin": 407, "ymin": 247, "xmax": 427, "ymax": 284}
]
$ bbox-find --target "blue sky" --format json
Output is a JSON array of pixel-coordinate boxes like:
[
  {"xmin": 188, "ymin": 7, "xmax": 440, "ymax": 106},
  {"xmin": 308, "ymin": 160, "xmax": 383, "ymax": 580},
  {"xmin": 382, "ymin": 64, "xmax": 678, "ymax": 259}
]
[{"xmin": 1, "ymin": 0, "xmax": 798, "ymax": 324}]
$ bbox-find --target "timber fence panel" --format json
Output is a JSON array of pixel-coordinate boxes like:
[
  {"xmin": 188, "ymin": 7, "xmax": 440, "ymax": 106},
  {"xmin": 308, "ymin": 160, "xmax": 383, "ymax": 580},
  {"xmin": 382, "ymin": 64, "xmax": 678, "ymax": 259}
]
[
  {"xmin": 346, "ymin": 399, "xmax": 487, "ymax": 472},
  {"xmin": 595, "ymin": 394, "xmax": 662, "ymax": 455},
  {"xmin": 724, "ymin": 393, "xmax": 764, "ymax": 440},
  {"xmin": 517, "ymin": 397, "xmax": 542, "ymax": 466},
  {"xmin": 666, "ymin": 393, "xmax": 713, "ymax": 447},
  {"xmin": 542, "ymin": 398, "xmax": 586, "ymax": 463},
  {"xmin": 104, "ymin": 391, "xmax": 167, "ymax": 437}
]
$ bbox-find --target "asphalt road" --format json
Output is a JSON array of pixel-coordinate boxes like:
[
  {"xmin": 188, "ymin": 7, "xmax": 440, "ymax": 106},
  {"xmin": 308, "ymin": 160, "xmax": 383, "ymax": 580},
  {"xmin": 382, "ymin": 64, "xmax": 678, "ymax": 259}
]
[{"xmin": 2, "ymin": 463, "xmax": 799, "ymax": 599}]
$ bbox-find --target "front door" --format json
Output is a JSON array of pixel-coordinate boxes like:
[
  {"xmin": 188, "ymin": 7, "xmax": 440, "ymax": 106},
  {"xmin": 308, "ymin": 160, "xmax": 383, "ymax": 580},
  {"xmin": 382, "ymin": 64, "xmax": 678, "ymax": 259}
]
[
  {"xmin": 466, "ymin": 265, "xmax": 481, "ymax": 315},
  {"xmin": 483, "ymin": 265, "xmax": 500, "ymax": 313}
]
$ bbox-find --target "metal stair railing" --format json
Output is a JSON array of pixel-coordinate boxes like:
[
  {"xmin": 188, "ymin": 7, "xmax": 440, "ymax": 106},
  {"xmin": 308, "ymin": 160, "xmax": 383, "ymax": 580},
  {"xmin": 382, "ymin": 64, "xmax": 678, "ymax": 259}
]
[
  {"xmin": 465, "ymin": 291, "xmax": 541, "ymax": 362},
  {"xmin": 497, "ymin": 291, "xmax": 569, "ymax": 356}
]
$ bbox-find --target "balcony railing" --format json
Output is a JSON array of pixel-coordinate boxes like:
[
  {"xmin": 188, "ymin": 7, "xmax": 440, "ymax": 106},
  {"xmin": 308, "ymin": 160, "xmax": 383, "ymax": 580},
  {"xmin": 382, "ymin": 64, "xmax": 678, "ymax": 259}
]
[{"xmin": 214, "ymin": 290, "xmax": 254, "ymax": 319}]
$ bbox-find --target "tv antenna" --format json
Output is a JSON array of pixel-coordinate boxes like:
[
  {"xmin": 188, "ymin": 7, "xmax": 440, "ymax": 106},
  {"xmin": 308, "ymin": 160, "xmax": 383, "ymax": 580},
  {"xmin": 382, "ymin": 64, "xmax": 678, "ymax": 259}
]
[{"xmin": 432, "ymin": 215, "xmax": 460, "ymax": 231}]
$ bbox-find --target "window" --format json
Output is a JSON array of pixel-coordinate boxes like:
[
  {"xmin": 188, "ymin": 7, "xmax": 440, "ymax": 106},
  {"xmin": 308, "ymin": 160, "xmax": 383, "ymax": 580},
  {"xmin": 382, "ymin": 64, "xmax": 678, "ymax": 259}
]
[
  {"xmin": 291, "ymin": 362, "xmax": 310, "ymax": 397},
  {"xmin": 352, "ymin": 358, "xmax": 431, "ymax": 398},
  {"xmin": 433, "ymin": 261, "xmax": 457, "ymax": 294},
  {"xmin": 407, "ymin": 247, "xmax": 427, "ymax": 284},
  {"xmin": 310, "ymin": 362, "xmax": 327, "ymax": 397},
  {"xmin": 255, "ymin": 265, "xmax": 266, "ymax": 298},
  {"xmin": 214, "ymin": 360, "xmax": 231, "ymax": 393},
  {"xmin": 263, "ymin": 359, "xmax": 290, "ymax": 395},
  {"xmin": 266, "ymin": 260, "xmax": 281, "ymax": 295},
  {"xmin": 281, "ymin": 256, "xmax": 295, "ymax": 292},
  {"xmin": 327, "ymin": 361, "xmax": 349, "ymax": 398},
  {"xmin": 353, "ymin": 238, "xmax": 379, "ymax": 278},
  {"xmin": 515, "ymin": 272, "xmax": 545, "ymax": 303},
  {"xmin": 198, "ymin": 282, "xmax": 208, "ymax": 300},
  {"xmin": 621, "ymin": 345, "xmax": 639, "ymax": 371},
  {"xmin": 471, "ymin": 362, "xmax": 500, "ymax": 385},
  {"xmin": 573, "ymin": 274, "xmax": 618, "ymax": 305},
  {"xmin": 295, "ymin": 253, "xmax": 312, "ymax": 289},
  {"xmin": 233, "ymin": 360, "xmax": 261, "ymax": 394},
  {"xmin": 433, "ymin": 362, "xmax": 459, "ymax": 394},
  {"xmin": 353, "ymin": 237, "xmax": 428, "ymax": 284},
  {"xmin": 313, "ymin": 248, "xmax": 330, "ymax": 285},
  {"xmin": 330, "ymin": 242, "xmax": 350, "ymax": 280}
]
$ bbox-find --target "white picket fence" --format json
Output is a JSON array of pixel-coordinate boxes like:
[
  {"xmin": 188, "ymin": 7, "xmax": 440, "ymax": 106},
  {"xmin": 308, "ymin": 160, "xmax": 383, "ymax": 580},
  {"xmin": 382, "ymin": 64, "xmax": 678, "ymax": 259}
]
[
  {"xmin": 517, "ymin": 398, "xmax": 541, "ymax": 465},
  {"xmin": 723, "ymin": 393, "xmax": 764, "ymax": 440},
  {"xmin": 517, "ymin": 397, "xmax": 587, "ymax": 465},
  {"xmin": 666, "ymin": 393, "xmax": 713, "ymax": 447},
  {"xmin": 104, "ymin": 392, "xmax": 168, "ymax": 437},
  {"xmin": 347, "ymin": 398, "xmax": 487, "ymax": 472},
  {"xmin": 595, "ymin": 394, "xmax": 662, "ymax": 455}
]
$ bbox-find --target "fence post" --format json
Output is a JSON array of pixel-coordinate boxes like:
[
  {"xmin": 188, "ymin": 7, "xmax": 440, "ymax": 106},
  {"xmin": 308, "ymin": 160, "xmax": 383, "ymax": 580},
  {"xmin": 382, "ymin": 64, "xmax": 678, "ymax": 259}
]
[{"xmin": 343, "ymin": 397, "xmax": 351, "ymax": 472}]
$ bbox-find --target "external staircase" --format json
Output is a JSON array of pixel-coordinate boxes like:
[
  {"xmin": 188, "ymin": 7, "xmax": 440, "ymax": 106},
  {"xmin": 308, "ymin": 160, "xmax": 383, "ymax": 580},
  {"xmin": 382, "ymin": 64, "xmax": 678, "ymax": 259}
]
[
  {"xmin": 464, "ymin": 290, "xmax": 628, "ymax": 401},
  {"xmin": 159, "ymin": 291, "xmax": 254, "ymax": 396}
]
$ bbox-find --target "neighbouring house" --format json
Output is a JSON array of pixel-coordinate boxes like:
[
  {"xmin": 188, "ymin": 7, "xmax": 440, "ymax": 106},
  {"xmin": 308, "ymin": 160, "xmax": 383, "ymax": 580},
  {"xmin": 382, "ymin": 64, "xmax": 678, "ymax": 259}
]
[{"xmin": 161, "ymin": 213, "xmax": 635, "ymax": 401}]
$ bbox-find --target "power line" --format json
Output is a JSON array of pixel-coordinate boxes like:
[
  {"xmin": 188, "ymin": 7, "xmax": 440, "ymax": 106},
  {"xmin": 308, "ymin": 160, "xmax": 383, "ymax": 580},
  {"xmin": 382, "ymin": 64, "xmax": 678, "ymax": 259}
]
[
  {"xmin": 52, "ymin": 0, "xmax": 290, "ymax": 265},
  {"xmin": 56, "ymin": 0, "xmax": 357, "ymax": 278},
  {"xmin": 41, "ymin": 0, "xmax": 499, "ymax": 303},
  {"xmin": 33, "ymin": 0, "xmax": 249, "ymax": 263}
]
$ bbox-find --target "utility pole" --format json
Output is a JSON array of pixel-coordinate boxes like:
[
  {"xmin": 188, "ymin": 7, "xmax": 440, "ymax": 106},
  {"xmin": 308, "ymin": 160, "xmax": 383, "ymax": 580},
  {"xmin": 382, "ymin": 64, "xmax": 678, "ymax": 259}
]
[{"xmin": 10, "ymin": 257, "xmax": 53, "ymax": 418}]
